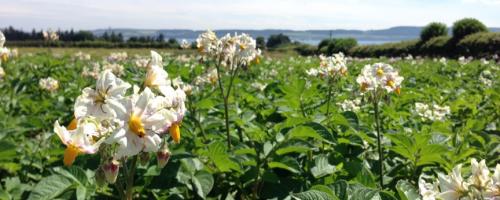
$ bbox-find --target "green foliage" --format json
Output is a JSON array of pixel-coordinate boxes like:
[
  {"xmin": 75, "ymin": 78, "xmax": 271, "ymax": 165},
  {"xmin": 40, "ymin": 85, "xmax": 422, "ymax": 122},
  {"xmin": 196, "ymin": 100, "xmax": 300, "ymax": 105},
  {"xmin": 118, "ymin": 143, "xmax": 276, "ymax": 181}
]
[
  {"xmin": 420, "ymin": 36, "xmax": 452, "ymax": 56},
  {"xmin": 452, "ymin": 18, "xmax": 488, "ymax": 41},
  {"xmin": 318, "ymin": 38, "xmax": 357, "ymax": 55},
  {"xmin": 0, "ymin": 50, "xmax": 498, "ymax": 199},
  {"xmin": 349, "ymin": 40, "xmax": 418, "ymax": 57},
  {"xmin": 457, "ymin": 32, "xmax": 500, "ymax": 57},
  {"xmin": 266, "ymin": 33, "xmax": 291, "ymax": 48},
  {"xmin": 420, "ymin": 22, "xmax": 448, "ymax": 42},
  {"xmin": 256, "ymin": 36, "xmax": 266, "ymax": 50}
]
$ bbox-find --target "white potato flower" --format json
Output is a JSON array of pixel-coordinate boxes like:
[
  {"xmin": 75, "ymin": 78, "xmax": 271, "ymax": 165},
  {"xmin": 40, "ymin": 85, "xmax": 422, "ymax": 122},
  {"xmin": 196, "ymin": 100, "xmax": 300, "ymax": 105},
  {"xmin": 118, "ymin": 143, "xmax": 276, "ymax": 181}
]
[
  {"xmin": 54, "ymin": 120, "xmax": 104, "ymax": 166},
  {"xmin": 0, "ymin": 31, "xmax": 5, "ymax": 48},
  {"xmin": 107, "ymin": 52, "xmax": 128, "ymax": 62},
  {"xmin": 437, "ymin": 164, "xmax": 469, "ymax": 200},
  {"xmin": 144, "ymin": 51, "xmax": 171, "ymax": 94},
  {"xmin": 39, "ymin": 77, "xmax": 59, "ymax": 92},
  {"xmin": 469, "ymin": 159, "xmax": 491, "ymax": 190},
  {"xmin": 110, "ymin": 88, "xmax": 173, "ymax": 158},
  {"xmin": 74, "ymin": 70, "xmax": 131, "ymax": 119},
  {"xmin": 196, "ymin": 30, "xmax": 218, "ymax": 55},
  {"xmin": 419, "ymin": 176, "xmax": 439, "ymax": 200},
  {"xmin": 337, "ymin": 99, "xmax": 361, "ymax": 112},
  {"xmin": 357, "ymin": 63, "xmax": 403, "ymax": 95},
  {"xmin": 102, "ymin": 63, "xmax": 125, "ymax": 76},
  {"xmin": 180, "ymin": 39, "xmax": 191, "ymax": 49},
  {"xmin": 486, "ymin": 164, "xmax": 500, "ymax": 197},
  {"xmin": 320, "ymin": 53, "xmax": 348, "ymax": 76}
]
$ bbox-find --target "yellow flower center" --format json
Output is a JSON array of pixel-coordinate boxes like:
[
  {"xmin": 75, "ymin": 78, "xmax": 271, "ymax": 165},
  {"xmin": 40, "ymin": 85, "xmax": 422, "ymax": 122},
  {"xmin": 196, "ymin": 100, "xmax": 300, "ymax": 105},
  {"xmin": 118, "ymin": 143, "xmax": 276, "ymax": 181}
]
[
  {"xmin": 67, "ymin": 117, "xmax": 78, "ymax": 130},
  {"xmin": 386, "ymin": 80, "xmax": 395, "ymax": 88},
  {"xmin": 64, "ymin": 144, "xmax": 80, "ymax": 166},
  {"xmin": 360, "ymin": 82, "xmax": 369, "ymax": 92},
  {"xmin": 239, "ymin": 44, "xmax": 247, "ymax": 50},
  {"xmin": 376, "ymin": 67, "xmax": 384, "ymax": 76},
  {"xmin": 169, "ymin": 123, "xmax": 181, "ymax": 144},
  {"xmin": 129, "ymin": 114, "xmax": 145, "ymax": 137},
  {"xmin": 144, "ymin": 72, "xmax": 157, "ymax": 88},
  {"xmin": 1, "ymin": 54, "xmax": 8, "ymax": 63},
  {"xmin": 395, "ymin": 87, "xmax": 401, "ymax": 95}
]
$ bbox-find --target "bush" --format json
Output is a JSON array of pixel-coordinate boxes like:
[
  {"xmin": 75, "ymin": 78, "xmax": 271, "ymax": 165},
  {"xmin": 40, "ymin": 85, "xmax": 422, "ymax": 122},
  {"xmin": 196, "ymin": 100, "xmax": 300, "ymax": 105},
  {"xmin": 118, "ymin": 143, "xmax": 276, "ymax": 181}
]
[
  {"xmin": 349, "ymin": 40, "xmax": 418, "ymax": 57},
  {"xmin": 420, "ymin": 22, "xmax": 448, "ymax": 42},
  {"xmin": 266, "ymin": 34, "xmax": 291, "ymax": 49},
  {"xmin": 318, "ymin": 38, "xmax": 357, "ymax": 55},
  {"xmin": 457, "ymin": 32, "xmax": 500, "ymax": 57},
  {"xmin": 452, "ymin": 18, "xmax": 488, "ymax": 41},
  {"xmin": 420, "ymin": 36, "xmax": 452, "ymax": 56},
  {"xmin": 294, "ymin": 44, "xmax": 317, "ymax": 56},
  {"xmin": 256, "ymin": 36, "xmax": 266, "ymax": 50}
]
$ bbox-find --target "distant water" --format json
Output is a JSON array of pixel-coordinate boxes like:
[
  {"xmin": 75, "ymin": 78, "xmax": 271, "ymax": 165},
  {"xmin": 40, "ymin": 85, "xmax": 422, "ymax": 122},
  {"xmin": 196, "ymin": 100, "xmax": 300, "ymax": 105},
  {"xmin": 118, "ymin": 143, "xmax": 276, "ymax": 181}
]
[
  {"xmin": 297, "ymin": 39, "xmax": 400, "ymax": 45},
  {"xmin": 179, "ymin": 38, "xmax": 402, "ymax": 46}
]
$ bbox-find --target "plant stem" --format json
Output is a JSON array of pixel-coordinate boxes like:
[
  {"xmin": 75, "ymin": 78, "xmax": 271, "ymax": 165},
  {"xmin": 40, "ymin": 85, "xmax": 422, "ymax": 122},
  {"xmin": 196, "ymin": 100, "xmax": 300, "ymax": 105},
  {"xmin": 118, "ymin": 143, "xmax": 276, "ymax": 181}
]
[
  {"xmin": 373, "ymin": 100, "xmax": 384, "ymax": 189},
  {"xmin": 215, "ymin": 64, "xmax": 231, "ymax": 150},
  {"xmin": 325, "ymin": 78, "xmax": 333, "ymax": 118},
  {"xmin": 125, "ymin": 156, "xmax": 138, "ymax": 200}
]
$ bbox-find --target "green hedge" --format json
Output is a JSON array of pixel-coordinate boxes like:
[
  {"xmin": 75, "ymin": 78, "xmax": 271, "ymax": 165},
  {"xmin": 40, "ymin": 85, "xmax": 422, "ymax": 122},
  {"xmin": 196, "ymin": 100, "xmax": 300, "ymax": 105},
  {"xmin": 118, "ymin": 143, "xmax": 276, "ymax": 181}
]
[
  {"xmin": 7, "ymin": 40, "xmax": 181, "ymax": 49},
  {"xmin": 457, "ymin": 32, "xmax": 500, "ymax": 57},
  {"xmin": 420, "ymin": 36, "xmax": 452, "ymax": 56},
  {"xmin": 349, "ymin": 40, "xmax": 419, "ymax": 57}
]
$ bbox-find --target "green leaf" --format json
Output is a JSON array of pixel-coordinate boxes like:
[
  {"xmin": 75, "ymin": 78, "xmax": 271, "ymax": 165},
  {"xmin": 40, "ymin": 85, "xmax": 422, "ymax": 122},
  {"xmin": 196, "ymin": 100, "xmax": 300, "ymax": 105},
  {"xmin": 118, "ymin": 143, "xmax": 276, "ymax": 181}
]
[
  {"xmin": 354, "ymin": 167, "xmax": 376, "ymax": 188},
  {"xmin": 331, "ymin": 180, "xmax": 348, "ymax": 200},
  {"xmin": 28, "ymin": 175, "xmax": 73, "ymax": 200},
  {"xmin": 288, "ymin": 126, "xmax": 323, "ymax": 141},
  {"xmin": 396, "ymin": 180, "xmax": 421, "ymax": 200},
  {"xmin": 54, "ymin": 166, "xmax": 89, "ymax": 186},
  {"xmin": 268, "ymin": 158, "xmax": 301, "ymax": 174},
  {"xmin": 311, "ymin": 156, "xmax": 336, "ymax": 178},
  {"xmin": 310, "ymin": 185, "xmax": 338, "ymax": 199},
  {"xmin": 207, "ymin": 142, "xmax": 241, "ymax": 172},
  {"xmin": 293, "ymin": 190, "xmax": 334, "ymax": 200},
  {"xmin": 0, "ymin": 140, "xmax": 16, "ymax": 161},
  {"xmin": 192, "ymin": 170, "xmax": 214, "ymax": 199},
  {"xmin": 276, "ymin": 141, "xmax": 311, "ymax": 155},
  {"xmin": 303, "ymin": 122, "xmax": 336, "ymax": 144}
]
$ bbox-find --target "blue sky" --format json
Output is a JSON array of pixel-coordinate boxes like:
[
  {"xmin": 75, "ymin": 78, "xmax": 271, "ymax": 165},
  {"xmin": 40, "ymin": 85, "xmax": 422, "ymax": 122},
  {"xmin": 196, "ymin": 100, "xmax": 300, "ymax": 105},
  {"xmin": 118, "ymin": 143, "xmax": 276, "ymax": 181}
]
[{"xmin": 1, "ymin": 0, "xmax": 499, "ymax": 30}]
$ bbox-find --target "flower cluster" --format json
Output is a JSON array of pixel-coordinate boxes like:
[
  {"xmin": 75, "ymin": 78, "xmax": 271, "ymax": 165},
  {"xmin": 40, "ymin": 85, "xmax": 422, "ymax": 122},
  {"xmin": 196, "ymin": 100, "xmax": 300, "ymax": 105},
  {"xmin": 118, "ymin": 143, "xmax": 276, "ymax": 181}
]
[
  {"xmin": 306, "ymin": 53, "xmax": 347, "ymax": 78},
  {"xmin": 73, "ymin": 51, "xmax": 91, "ymax": 61},
  {"xmin": 180, "ymin": 39, "xmax": 191, "ymax": 49},
  {"xmin": 172, "ymin": 77, "xmax": 194, "ymax": 96},
  {"xmin": 194, "ymin": 68, "xmax": 218, "ymax": 87},
  {"xmin": 43, "ymin": 30, "xmax": 59, "ymax": 41},
  {"xmin": 415, "ymin": 102, "xmax": 451, "ymax": 121},
  {"xmin": 39, "ymin": 77, "xmax": 59, "ymax": 92},
  {"xmin": 196, "ymin": 30, "xmax": 261, "ymax": 68},
  {"xmin": 102, "ymin": 62, "xmax": 125, "ymax": 76},
  {"xmin": 0, "ymin": 31, "xmax": 16, "ymax": 65},
  {"xmin": 419, "ymin": 159, "xmax": 500, "ymax": 200},
  {"xmin": 82, "ymin": 62, "xmax": 101, "ymax": 79},
  {"xmin": 251, "ymin": 82, "xmax": 267, "ymax": 92},
  {"xmin": 107, "ymin": 52, "xmax": 128, "ymax": 63},
  {"xmin": 53, "ymin": 50, "xmax": 186, "ymax": 184},
  {"xmin": 337, "ymin": 98, "xmax": 361, "ymax": 112},
  {"xmin": 356, "ymin": 63, "xmax": 404, "ymax": 95},
  {"xmin": 0, "ymin": 31, "xmax": 6, "ymax": 76},
  {"xmin": 479, "ymin": 70, "xmax": 494, "ymax": 87}
]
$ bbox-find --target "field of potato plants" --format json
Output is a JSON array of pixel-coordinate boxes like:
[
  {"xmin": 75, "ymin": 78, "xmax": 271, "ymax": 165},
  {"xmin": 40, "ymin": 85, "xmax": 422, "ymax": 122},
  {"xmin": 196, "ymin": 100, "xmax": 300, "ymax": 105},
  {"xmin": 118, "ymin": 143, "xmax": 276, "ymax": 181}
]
[{"xmin": 0, "ymin": 31, "xmax": 499, "ymax": 200}]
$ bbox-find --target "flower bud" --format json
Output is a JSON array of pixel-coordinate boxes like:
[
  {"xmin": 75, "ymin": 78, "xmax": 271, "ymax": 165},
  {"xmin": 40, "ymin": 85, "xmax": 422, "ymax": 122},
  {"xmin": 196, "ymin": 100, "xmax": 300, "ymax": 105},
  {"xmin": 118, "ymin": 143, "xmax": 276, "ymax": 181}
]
[
  {"xmin": 139, "ymin": 152, "xmax": 150, "ymax": 166},
  {"xmin": 156, "ymin": 144, "xmax": 171, "ymax": 169},
  {"xmin": 102, "ymin": 159, "xmax": 120, "ymax": 184},
  {"xmin": 95, "ymin": 167, "xmax": 106, "ymax": 187}
]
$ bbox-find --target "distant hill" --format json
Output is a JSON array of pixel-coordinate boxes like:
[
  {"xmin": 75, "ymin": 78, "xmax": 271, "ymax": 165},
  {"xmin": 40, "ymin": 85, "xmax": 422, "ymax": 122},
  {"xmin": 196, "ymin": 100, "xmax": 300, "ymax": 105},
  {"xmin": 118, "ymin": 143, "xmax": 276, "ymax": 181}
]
[{"xmin": 92, "ymin": 26, "xmax": 500, "ymax": 45}]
